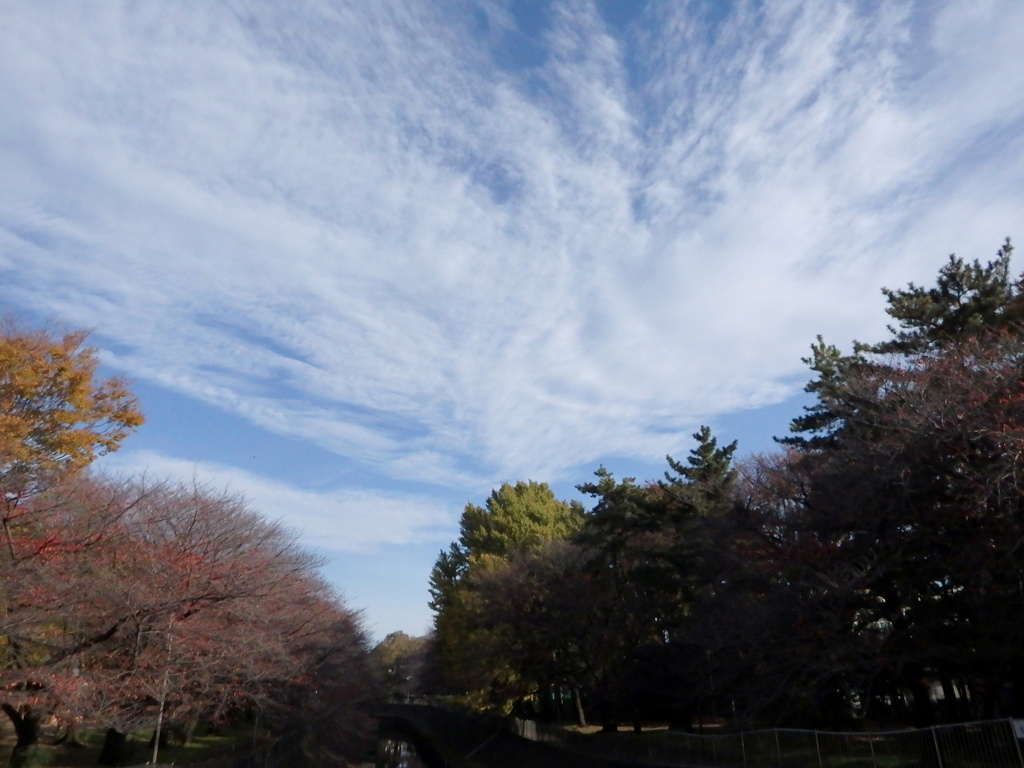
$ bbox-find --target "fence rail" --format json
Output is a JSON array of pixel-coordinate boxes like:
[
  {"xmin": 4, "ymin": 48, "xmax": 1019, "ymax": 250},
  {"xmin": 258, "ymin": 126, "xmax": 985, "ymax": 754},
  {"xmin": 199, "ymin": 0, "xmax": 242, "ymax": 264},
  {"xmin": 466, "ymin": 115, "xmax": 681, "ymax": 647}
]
[{"xmin": 530, "ymin": 718, "xmax": 1024, "ymax": 768}]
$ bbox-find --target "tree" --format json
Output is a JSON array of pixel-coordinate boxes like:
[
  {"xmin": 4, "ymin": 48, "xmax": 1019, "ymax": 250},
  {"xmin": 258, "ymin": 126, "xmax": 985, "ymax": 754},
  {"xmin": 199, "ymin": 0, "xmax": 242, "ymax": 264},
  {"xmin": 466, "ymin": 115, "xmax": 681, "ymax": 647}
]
[
  {"xmin": 427, "ymin": 435, "xmax": 743, "ymax": 727},
  {"xmin": 0, "ymin": 321, "xmax": 143, "ymax": 581},
  {"xmin": 422, "ymin": 239, "xmax": 1024, "ymax": 730},
  {"xmin": 456, "ymin": 481, "xmax": 585, "ymax": 562},
  {"xmin": 0, "ymin": 475, "xmax": 376, "ymax": 767},
  {"xmin": 663, "ymin": 426, "xmax": 738, "ymax": 512},
  {"xmin": 783, "ymin": 239, "xmax": 1019, "ymax": 449},
  {"xmin": 573, "ymin": 429, "xmax": 740, "ymax": 730},
  {"xmin": 427, "ymin": 481, "xmax": 583, "ymax": 709},
  {"xmin": 876, "ymin": 238, "xmax": 1022, "ymax": 353},
  {"xmin": 792, "ymin": 331, "xmax": 1024, "ymax": 722},
  {"xmin": 0, "ymin": 321, "xmax": 143, "ymax": 499},
  {"xmin": 0, "ymin": 320, "xmax": 377, "ymax": 765},
  {"xmin": 469, "ymin": 540, "xmax": 617, "ymax": 726},
  {"xmin": 765, "ymin": 238, "xmax": 1024, "ymax": 724},
  {"xmin": 372, "ymin": 632, "xmax": 428, "ymax": 702}
]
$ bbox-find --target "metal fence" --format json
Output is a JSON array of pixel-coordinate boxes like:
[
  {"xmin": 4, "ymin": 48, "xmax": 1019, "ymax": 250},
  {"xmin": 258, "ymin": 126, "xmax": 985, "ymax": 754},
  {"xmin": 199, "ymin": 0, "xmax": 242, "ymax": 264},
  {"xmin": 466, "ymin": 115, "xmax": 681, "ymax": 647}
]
[{"xmin": 531, "ymin": 718, "xmax": 1024, "ymax": 768}]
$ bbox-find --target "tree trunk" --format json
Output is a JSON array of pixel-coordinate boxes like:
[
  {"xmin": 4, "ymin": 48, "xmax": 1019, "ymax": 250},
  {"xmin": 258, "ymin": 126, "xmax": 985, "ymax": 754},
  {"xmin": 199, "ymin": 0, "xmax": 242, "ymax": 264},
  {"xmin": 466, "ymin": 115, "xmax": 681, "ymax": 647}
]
[
  {"xmin": 573, "ymin": 687, "xmax": 587, "ymax": 728},
  {"xmin": 600, "ymin": 701, "xmax": 618, "ymax": 734},
  {"xmin": 184, "ymin": 713, "xmax": 200, "ymax": 746},
  {"xmin": 148, "ymin": 726, "xmax": 169, "ymax": 751},
  {"xmin": 1, "ymin": 704, "xmax": 41, "ymax": 768},
  {"xmin": 98, "ymin": 728, "xmax": 128, "ymax": 766},
  {"xmin": 908, "ymin": 676, "xmax": 934, "ymax": 728},
  {"xmin": 939, "ymin": 676, "xmax": 959, "ymax": 723},
  {"xmin": 55, "ymin": 720, "xmax": 86, "ymax": 747}
]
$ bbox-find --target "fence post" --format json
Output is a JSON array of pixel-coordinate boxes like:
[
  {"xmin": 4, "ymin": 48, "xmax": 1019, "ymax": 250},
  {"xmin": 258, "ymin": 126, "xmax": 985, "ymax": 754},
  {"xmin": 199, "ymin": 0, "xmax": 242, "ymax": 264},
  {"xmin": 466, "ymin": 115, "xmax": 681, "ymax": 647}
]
[
  {"xmin": 930, "ymin": 726, "xmax": 945, "ymax": 768},
  {"xmin": 1011, "ymin": 719, "xmax": 1024, "ymax": 768},
  {"xmin": 814, "ymin": 731, "xmax": 823, "ymax": 768},
  {"xmin": 868, "ymin": 734, "xmax": 878, "ymax": 768},
  {"xmin": 741, "ymin": 732, "xmax": 747, "ymax": 768},
  {"xmin": 775, "ymin": 730, "xmax": 783, "ymax": 768}
]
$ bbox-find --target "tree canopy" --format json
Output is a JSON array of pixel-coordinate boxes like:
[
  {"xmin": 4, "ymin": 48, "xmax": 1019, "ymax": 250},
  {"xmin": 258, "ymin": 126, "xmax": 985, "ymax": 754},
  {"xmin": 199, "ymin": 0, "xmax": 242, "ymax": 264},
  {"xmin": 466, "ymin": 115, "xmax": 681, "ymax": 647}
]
[
  {"xmin": 877, "ymin": 237, "xmax": 1022, "ymax": 353},
  {"xmin": 428, "ymin": 481, "xmax": 583, "ymax": 709},
  {"xmin": 0, "ymin": 319, "xmax": 375, "ymax": 767},
  {"xmin": 422, "ymin": 238, "xmax": 1024, "ymax": 731},
  {"xmin": 0, "ymin": 321, "xmax": 143, "ymax": 501}
]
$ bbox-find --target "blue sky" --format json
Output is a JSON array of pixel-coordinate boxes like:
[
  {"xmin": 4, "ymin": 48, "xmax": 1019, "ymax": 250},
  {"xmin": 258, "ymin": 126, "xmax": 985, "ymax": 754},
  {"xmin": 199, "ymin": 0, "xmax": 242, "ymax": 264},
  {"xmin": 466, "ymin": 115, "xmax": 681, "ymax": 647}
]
[{"xmin": 2, "ymin": 0, "xmax": 1023, "ymax": 642}]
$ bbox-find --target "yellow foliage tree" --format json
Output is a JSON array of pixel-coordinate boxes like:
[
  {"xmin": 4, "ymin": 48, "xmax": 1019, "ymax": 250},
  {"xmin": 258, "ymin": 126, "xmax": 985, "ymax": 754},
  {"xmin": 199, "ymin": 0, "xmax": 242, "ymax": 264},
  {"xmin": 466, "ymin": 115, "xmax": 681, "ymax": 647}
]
[
  {"xmin": 428, "ymin": 481, "xmax": 584, "ymax": 710},
  {"xmin": 0, "ymin": 320, "xmax": 144, "ymax": 502}
]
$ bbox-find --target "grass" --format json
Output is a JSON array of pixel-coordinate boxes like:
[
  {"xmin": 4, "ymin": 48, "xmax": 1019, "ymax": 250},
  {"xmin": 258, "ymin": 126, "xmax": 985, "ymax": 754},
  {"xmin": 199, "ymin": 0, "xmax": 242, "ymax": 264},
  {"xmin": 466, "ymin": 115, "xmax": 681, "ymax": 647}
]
[{"xmin": 0, "ymin": 719, "xmax": 268, "ymax": 768}]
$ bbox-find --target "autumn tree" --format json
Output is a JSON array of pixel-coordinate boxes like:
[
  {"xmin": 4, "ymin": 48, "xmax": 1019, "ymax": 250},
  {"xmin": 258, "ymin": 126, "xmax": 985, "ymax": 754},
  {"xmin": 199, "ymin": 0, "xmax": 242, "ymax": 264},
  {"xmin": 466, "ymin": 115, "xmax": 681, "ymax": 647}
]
[
  {"xmin": 783, "ymin": 238, "xmax": 1018, "ymax": 449},
  {"xmin": 0, "ymin": 317, "xmax": 140, "ymax": 768},
  {"xmin": 0, "ymin": 321, "xmax": 143, "ymax": 498},
  {"xmin": 0, "ymin": 321, "xmax": 143, "ymax": 608},
  {"xmin": 783, "ymin": 332, "xmax": 1024, "ymax": 723},
  {"xmin": 757, "ymin": 238, "xmax": 1024, "ymax": 725},
  {"xmin": 0, "ymin": 474, "xmax": 377, "ymax": 766},
  {"xmin": 0, "ymin": 319, "xmax": 376, "ymax": 765}
]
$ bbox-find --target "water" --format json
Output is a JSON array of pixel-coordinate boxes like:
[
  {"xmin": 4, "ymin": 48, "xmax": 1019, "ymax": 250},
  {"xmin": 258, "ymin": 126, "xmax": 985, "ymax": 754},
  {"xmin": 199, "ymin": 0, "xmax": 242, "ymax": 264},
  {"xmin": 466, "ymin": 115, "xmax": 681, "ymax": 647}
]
[{"xmin": 376, "ymin": 737, "xmax": 427, "ymax": 768}]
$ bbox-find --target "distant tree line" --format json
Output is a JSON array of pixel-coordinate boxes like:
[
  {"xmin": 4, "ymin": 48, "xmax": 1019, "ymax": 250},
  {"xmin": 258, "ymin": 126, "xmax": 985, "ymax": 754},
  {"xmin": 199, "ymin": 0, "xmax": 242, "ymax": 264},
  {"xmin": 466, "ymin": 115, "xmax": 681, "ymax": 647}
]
[
  {"xmin": 426, "ymin": 239, "xmax": 1024, "ymax": 732},
  {"xmin": 0, "ymin": 321, "xmax": 377, "ymax": 768}
]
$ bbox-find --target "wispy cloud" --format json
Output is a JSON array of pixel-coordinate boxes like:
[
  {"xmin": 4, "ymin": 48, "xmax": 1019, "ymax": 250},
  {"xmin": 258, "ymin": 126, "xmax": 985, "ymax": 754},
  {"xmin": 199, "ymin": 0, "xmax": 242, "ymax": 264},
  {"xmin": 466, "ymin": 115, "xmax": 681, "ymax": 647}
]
[
  {"xmin": 2, "ymin": 0, "xmax": 1023, "ymax": 491},
  {"xmin": 97, "ymin": 449, "xmax": 456, "ymax": 554}
]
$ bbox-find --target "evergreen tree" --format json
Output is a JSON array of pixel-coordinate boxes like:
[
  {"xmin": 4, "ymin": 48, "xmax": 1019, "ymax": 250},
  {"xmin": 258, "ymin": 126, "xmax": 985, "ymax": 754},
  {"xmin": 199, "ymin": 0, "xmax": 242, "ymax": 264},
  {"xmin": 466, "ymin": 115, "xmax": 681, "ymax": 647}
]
[
  {"xmin": 876, "ymin": 237, "xmax": 1021, "ymax": 353},
  {"xmin": 767, "ymin": 237, "xmax": 1024, "ymax": 724},
  {"xmin": 783, "ymin": 239, "xmax": 1018, "ymax": 448},
  {"xmin": 662, "ymin": 425, "xmax": 738, "ymax": 517}
]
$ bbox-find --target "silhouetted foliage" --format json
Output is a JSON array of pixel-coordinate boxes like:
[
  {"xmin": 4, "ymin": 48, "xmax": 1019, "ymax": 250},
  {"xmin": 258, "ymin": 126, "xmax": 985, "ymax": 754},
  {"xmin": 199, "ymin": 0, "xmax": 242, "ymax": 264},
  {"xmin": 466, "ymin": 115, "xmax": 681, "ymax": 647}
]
[{"xmin": 425, "ymin": 239, "xmax": 1024, "ymax": 731}]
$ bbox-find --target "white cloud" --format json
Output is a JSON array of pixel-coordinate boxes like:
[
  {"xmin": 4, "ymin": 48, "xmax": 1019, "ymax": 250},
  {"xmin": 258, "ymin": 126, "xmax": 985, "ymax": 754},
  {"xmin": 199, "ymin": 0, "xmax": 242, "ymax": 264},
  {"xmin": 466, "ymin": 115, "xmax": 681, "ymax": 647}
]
[
  {"xmin": 1, "ymin": 0, "xmax": 1023, "ymax": 490},
  {"xmin": 96, "ymin": 449, "xmax": 457, "ymax": 554}
]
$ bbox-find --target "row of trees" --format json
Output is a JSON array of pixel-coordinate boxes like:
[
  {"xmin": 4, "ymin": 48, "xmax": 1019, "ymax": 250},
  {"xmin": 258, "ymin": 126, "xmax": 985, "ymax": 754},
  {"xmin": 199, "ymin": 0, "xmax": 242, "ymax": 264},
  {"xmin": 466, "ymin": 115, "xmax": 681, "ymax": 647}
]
[
  {"xmin": 0, "ymin": 322, "xmax": 377, "ymax": 767},
  {"xmin": 428, "ymin": 239, "xmax": 1024, "ymax": 731}
]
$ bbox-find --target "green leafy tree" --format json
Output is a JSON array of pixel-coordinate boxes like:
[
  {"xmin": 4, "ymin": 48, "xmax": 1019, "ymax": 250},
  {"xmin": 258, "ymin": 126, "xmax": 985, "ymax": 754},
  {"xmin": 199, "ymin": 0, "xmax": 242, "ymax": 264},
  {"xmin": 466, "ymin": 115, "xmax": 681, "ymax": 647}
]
[
  {"xmin": 427, "ymin": 481, "xmax": 583, "ymax": 709},
  {"xmin": 579, "ymin": 427, "xmax": 737, "ymax": 606},
  {"xmin": 457, "ymin": 480, "xmax": 585, "ymax": 562},
  {"xmin": 662, "ymin": 425, "xmax": 738, "ymax": 518},
  {"xmin": 470, "ymin": 539, "xmax": 625, "ymax": 727},
  {"xmin": 371, "ymin": 632, "xmax": 428, "ymax": 702}
]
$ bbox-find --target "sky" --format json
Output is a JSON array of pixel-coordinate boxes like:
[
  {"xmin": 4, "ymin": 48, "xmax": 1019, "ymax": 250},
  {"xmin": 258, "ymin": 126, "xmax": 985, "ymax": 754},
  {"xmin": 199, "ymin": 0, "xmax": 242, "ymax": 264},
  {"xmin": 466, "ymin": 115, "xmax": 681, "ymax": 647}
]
[{"xmin": 2, "ymin": 0, "xmax": 1023, "ymax": 642}]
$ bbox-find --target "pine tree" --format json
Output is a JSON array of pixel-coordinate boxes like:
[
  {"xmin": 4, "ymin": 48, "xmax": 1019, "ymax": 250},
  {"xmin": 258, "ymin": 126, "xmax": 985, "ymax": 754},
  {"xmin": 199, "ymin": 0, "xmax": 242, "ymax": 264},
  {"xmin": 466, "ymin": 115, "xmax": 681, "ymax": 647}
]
[
  {"xmin": 783, "ymin": 239, "xmax": 1018, "ymax": 448},
  {"xmin": 876, "ymin": 237, "xmax": 1021, "ymax": 353}
]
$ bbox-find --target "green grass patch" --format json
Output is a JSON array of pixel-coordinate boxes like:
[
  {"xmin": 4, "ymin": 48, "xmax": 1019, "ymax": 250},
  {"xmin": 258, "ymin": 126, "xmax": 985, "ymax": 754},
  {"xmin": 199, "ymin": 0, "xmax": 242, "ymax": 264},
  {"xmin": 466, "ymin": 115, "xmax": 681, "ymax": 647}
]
[{"xmin": 0, "ymin": 723, "xmax": 267, "ymax": 768}]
